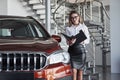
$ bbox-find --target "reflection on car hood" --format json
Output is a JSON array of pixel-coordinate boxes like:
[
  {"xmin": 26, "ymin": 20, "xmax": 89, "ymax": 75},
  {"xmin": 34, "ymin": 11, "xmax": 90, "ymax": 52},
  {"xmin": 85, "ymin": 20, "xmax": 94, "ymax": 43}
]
[{"xmin": 0, "ymin": 38, "xmax": 61, "ymax": 53}]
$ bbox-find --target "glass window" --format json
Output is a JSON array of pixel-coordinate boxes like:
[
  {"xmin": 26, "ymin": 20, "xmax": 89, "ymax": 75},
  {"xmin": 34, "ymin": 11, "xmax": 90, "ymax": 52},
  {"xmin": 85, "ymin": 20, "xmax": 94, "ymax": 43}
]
[{"xmin": 0, "ymin": 18, "xmax": 50, "ymax": 39}]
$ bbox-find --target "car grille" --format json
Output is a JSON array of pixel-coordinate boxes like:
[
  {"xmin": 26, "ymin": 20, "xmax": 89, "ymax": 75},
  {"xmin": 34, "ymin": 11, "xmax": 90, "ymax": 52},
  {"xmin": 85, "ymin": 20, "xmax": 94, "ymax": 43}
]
[{"xmin": 0, "ymin": 51, "xmax": 47, "ymax": 71}]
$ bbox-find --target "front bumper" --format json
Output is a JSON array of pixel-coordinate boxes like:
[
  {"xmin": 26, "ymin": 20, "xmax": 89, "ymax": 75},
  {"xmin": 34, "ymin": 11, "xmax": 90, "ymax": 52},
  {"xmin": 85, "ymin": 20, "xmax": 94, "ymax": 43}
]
[
  {"xmin": 0, "ymin": 63, "xmax": 72, "ymax": 80},
  {"xmin": 34, "ymin": 63, "xmax": 72, "ymax": 80}
]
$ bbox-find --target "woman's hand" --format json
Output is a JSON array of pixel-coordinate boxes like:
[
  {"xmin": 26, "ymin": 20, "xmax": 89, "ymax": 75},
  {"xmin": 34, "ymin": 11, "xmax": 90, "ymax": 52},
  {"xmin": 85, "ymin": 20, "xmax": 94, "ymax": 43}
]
[
  {"xmin": 80, "ymin": 41, "xmax": 84, "ymax": 44},
  {"xmin": 67, "ymin": 38, "xmax": 76, "ymax": 46}
]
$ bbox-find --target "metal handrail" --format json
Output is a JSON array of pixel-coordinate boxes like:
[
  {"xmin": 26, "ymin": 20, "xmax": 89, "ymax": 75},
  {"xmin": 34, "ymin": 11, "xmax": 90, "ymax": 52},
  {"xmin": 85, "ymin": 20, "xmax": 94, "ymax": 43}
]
[
  {"xmin": 85, "ymin": 0, "xmax": 110, "ymax": 35},
  {"xmin": 53, "ymin": 0, "xmax": 67, "ymax": 32},
  {"xmin": 94, "ymin": 0, "xmax": 110, "ymax": 20}
]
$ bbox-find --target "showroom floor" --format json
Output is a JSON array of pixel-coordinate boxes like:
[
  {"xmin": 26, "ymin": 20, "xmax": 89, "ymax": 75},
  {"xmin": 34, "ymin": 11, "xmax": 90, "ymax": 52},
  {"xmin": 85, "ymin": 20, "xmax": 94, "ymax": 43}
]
[
  {"xmin": 83, "ymin": 66, "xmax": 120, "ymax": 80},
  {"xmin": 96, "ymin": 66, "xmax": 120, "ymax": 80}
]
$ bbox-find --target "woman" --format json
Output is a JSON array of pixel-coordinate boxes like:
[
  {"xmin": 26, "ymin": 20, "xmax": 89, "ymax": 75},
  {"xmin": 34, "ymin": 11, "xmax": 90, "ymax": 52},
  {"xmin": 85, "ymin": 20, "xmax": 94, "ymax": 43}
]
[{"xmin": 65, "ymin": 11, "xmax": 90, "ymax": 80}]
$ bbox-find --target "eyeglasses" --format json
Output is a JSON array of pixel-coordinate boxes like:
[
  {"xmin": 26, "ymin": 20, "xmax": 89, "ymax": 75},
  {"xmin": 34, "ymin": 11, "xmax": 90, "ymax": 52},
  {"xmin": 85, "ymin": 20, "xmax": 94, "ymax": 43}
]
[{"xmin": 71, "ymin": 16, "xmax": 78, "ymax": 20}]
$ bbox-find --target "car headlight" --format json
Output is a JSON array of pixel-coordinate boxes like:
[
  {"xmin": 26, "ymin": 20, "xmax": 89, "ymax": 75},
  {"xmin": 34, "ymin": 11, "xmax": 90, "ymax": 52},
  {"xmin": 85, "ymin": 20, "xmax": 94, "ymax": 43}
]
[{"xmin": 48, "ymin": 50, "xmax": 70, "ymax": 64}]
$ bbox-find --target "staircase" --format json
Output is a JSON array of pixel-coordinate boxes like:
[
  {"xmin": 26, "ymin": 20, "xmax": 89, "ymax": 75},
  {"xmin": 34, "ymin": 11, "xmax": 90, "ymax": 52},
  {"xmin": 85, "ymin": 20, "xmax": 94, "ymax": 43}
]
[
  {"xmin": 20, "ymin": 0, "xmax": 57, "ymax": 28},
  {"xmin": 81, "ymin": 0, "xmax": 110, "ymax": 80}
]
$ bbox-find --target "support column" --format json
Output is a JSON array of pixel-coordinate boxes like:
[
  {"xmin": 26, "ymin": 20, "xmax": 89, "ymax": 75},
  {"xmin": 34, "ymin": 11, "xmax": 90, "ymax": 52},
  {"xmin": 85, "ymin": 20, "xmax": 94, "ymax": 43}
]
[{"xmin": 45, "ymin": 0, "xmax": 51, "ymax": 33}]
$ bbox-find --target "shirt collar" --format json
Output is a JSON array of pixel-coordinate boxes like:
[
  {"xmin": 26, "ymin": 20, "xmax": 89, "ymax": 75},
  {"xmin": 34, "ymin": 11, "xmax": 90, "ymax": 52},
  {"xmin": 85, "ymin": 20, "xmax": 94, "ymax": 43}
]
[{"xmin": 71, "ymin": 23, "xmax": 82, "ymax": 28}]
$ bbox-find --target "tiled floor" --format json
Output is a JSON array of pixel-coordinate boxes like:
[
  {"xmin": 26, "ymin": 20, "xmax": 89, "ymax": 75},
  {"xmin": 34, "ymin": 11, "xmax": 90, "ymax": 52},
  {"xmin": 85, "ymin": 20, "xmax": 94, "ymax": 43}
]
[
  {"xmin": 111, "ymin": 73, "xmax": 120, "ymax": 80},
  {"xmin": 96, "ymin": 66, "xmax": 111, "ymax": 80},
  {"xmin": 95, "ymin": 66, "xmax": 120, "ymax": 80},
  {"xmin": 100, "ymin": 72, "xmax": 120, "ymax": 80}
]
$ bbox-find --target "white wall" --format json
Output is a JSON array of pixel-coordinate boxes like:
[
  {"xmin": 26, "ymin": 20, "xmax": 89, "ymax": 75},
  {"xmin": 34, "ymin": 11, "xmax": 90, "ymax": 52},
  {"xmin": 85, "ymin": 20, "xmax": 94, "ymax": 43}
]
[
  {"xmin": 7, "ymin": 0, "xmax": 32, "ymax": 16},
  {"xmin": 0, "ymin": 0, "xmax": 33, "ymax": 16},
  {"xmin": 111, "ymin": 0, "xmax": 120, "ymax": 73},
  {"xmin": 0, "ymin": 0, "xmax": 7, "ymax": 15}
]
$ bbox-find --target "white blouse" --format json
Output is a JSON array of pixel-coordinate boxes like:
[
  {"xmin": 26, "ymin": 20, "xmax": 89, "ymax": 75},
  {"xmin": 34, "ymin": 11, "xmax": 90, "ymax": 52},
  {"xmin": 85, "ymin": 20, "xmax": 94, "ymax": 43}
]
[{"xmin": 65, "ymin": 23, "xmax": 90, "ymax": 44}]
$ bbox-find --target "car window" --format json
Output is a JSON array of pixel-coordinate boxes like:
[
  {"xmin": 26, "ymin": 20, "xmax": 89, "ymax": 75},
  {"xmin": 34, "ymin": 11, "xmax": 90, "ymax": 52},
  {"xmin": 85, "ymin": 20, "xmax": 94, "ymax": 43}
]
[{"xmin": 0, "ymin": 19, "xmax": 50, "ymax": 39}]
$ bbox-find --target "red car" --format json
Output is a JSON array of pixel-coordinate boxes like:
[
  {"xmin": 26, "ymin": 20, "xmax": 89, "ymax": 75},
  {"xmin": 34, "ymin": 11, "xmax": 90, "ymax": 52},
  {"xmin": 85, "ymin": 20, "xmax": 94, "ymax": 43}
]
[{"xmin": 0, "ymin": 15, "xmax": 73, "ymax": 80}]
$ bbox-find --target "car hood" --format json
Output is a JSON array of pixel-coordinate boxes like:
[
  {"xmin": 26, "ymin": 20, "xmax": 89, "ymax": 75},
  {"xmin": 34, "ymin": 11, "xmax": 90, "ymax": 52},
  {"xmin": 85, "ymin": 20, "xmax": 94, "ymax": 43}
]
[{"xmin": 0, "ymin": 38, "xmax": 61, "ymax": 53}]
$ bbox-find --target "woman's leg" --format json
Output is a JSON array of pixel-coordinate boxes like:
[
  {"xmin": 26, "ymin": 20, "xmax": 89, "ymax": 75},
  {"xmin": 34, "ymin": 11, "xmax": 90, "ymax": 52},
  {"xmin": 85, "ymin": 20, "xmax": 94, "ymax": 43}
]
[
  {"xmin": 73, "ymin": 68, "xmax": 77, "ymax": 80},
  {"xmin": 78, "ymin": 69, "xmax": 83, "ymax": 80}
]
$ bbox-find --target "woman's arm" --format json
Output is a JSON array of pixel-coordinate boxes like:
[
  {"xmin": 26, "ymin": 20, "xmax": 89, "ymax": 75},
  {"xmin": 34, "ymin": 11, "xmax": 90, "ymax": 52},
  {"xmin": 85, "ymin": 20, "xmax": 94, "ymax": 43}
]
[
  {"xmin": 65, "ymin": 27, "xmax": 76, "ymax": 46},
  {"xmin": 83, "ymin": 25, "xmax": 90, "ymax": 44}
]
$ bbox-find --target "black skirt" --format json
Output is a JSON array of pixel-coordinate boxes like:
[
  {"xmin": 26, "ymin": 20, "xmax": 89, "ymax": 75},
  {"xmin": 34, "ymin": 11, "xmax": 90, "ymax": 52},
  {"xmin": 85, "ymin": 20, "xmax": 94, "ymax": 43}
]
[{"xmin": 68, "ymin": 44, "xmax": 86, "ymax": 69}]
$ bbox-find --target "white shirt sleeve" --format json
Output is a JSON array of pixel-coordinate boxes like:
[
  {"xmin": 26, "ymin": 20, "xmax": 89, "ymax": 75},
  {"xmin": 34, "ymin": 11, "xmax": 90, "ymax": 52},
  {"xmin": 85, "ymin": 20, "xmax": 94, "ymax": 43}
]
[
  {"xmin": 83, "ymin": 24, "xmax": 90, "ymax": 44},
  {"xmin": 65, "ymin": 27, "xmax": 70, "ymax": 36},
  {"xmin": 65, "ymin": 25, "xmax": 90, "ymax": 44}
]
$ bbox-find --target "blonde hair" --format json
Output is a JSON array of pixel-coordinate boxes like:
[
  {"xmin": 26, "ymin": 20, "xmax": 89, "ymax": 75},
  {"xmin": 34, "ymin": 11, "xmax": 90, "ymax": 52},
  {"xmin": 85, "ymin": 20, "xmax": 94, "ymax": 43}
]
[{"xmin": 68, "ymin": 11, "xmax": 84, "ymax": 27}]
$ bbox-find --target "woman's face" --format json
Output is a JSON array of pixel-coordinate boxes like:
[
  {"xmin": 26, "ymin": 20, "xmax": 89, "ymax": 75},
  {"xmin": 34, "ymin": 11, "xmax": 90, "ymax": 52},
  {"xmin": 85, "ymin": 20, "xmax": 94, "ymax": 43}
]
[{"xmin": 71, "ymin": 13, "xmax": 80, "ymax": 25}]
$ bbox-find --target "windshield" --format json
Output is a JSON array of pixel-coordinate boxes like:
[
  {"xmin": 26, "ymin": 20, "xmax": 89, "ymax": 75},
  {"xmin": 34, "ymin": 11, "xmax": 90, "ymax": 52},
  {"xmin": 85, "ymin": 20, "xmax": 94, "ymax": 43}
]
[{"xmin": 0, "ymin": 18, "xmax": 50, "ymax": 39}]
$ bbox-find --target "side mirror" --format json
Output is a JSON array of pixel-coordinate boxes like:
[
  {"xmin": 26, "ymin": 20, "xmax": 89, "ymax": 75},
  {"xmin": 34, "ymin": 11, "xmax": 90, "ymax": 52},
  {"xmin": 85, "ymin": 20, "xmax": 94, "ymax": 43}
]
[{"xmin": 51, "ymin": 35, "xmax": 61, "ymax": 43}]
